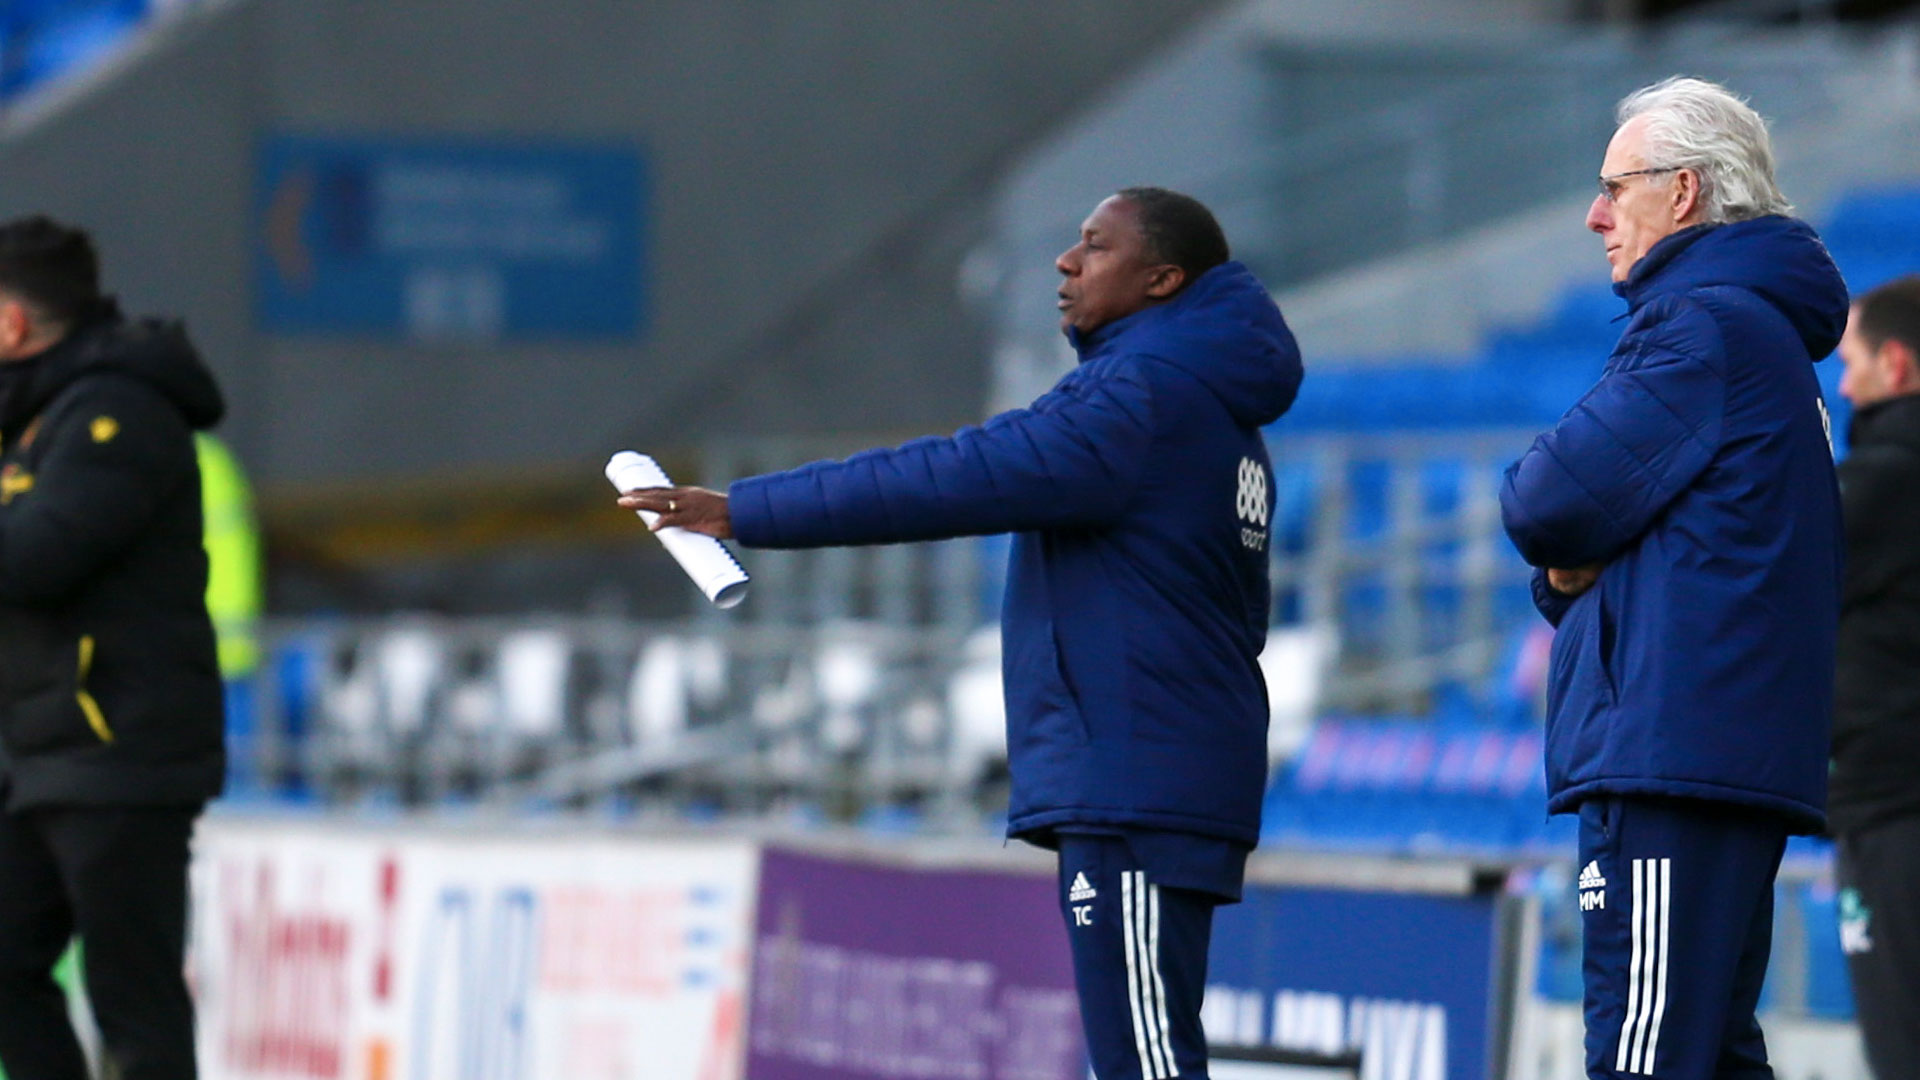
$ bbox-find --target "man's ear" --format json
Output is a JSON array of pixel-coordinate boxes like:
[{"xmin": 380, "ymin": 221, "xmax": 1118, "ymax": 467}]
[
  {"xmin": 0, "ymin": 299, "xmax": 26, "ymax": 356},
  {"xmin": 1145, "ymin": 264, "xmax": 1186, "ymax": 301},
  {"xmin": 1671, "ymin": 169, "xmax": 1704, "ymax": 224},
  {"xmin": 1888, "ymin": 338, "xmax": 1920, "ymax": 394}
]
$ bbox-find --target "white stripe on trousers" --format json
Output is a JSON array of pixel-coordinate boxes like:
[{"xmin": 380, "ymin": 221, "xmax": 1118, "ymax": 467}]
[
  {"xmin": 1147, "ymin": 879, "xmax": 1176, "ymax": 1076},
  {"xmin": 1615, "ymin": 857, "xmax": 1672, "ymax": 1075},
  {"xmin": 1121, "ymin": 871, "xmax": 1179, "ymax": 1078},
  {"xmin": 1645, "ymin": 858, "xmax": 1672, "ymax": 1068}
]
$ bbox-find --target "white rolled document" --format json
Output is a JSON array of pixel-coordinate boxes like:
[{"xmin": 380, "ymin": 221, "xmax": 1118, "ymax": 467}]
[{"xmin": 605, "ymin": 451, "xmax": 750, "ymax": 609}]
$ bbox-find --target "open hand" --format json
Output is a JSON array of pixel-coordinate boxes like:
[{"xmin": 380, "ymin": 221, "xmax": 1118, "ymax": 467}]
[{"xmin": 617, "ymin": 486, "xmax": 733, "ymax": 539}]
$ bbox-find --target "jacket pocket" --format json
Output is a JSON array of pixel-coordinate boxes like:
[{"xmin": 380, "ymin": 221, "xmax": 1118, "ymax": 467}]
[
  {"xmin": 1544, "ymin": 593, "xmax": 1619, "ymax": 789},
  {"xmin": 74, "ymin": 634, "xmax": 114, "ymax": 744},
  {"xmin": 1006, "ymin": 621, "xmax": 1089, "ymax": 753},
  {"xmin": 80, "ymin": 617, "xmax": 224, "ymax": 762},
  {"xmin": 1, "ymin": 633, "xmax": 114, "ymax": 755}
]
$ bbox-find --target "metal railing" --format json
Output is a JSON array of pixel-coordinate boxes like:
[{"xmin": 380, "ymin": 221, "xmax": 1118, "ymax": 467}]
[
  {"xmin": 990, "ymin": 20, "xmax": 1881, "ymax": 335},
  {"xmin": 1229, "ymin": 30, "xmax": 1853, "ymax": 287},
  {"xmin": 240, "ymin": 615, "xmax": 1007, "ymax": 826},
  {"xmin": 1270, "ymin": 429, "xmax": 1539, "ymax": 711}
]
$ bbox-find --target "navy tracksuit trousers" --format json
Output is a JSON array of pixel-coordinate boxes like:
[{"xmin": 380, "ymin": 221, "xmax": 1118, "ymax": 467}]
[
  {"xmin": 1576, "ymin": 797, "xmax": 1789, "ymax": 1079},
  {"xmin": 1057, "ymin": 834, "xmax": 1217, "ymax": 1080}
]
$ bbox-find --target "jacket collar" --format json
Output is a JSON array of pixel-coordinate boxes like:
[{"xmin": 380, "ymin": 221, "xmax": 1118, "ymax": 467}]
[
  {"xmin": 1066, "ymin": 302, "xmax": 1159, "ymax": 361},
  {"xmin": 1848, "ymin": 391, "xmax": 1920, "ymax": 454},
  {"xmin": 1612, "ymin": 223, "xmax": 1718, "ymax": 308}
]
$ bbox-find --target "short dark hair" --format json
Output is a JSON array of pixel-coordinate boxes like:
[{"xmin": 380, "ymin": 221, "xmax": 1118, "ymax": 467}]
[
  {"xmin": 1113, "ymin": 187, "xmax": 1230, "ymax": 283},
  {"xmin": 0, "ymin": 215, "xmax": 107, "ymax": 329},
  {"xmin": 1856, "ymin": 275, "xmax": 1920, "ymax": 356}
]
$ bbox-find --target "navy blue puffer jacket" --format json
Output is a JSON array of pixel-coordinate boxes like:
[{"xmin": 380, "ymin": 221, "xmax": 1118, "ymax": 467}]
[
  {"xmin": 1501, "ymin": 217, "xmax": 1848, "ymax": 832},
  {"xmin": 730, "ymin": 262, "xmax": 1302, "ymax": 844}
]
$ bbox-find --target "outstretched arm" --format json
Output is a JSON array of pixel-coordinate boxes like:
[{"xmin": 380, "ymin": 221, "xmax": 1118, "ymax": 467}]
[{"xmin": 623, "ymin": 359, "xmax": 1158, "ymax": 549}]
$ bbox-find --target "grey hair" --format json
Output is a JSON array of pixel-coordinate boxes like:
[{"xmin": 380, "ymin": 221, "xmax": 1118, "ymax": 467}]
[{"xmin": 1616, "ymin": 76, "xmax": 1792, "ymax": 224}]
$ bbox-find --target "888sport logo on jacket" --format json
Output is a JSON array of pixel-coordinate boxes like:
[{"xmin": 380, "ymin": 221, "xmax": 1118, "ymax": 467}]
[{"xmin": 1236, "ymin": 456, "xmax": 1269, "ymax": 552}]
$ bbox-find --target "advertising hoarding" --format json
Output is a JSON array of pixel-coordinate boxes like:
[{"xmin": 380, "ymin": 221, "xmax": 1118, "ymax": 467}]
[
  {"xmin": 1204, "ymin": 883, "xmax": 1509, "ymax": 1080},
  {"xmin": 190, "ymin": 820, "xmax": 755, "ymax": 1080},
  {"xmin": 745, "ymin": 846, "xmax": 1084, "ymax": 1080}
]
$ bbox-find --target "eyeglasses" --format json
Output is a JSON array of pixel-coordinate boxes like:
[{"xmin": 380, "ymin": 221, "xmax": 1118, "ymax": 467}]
[{"xmin": 1598, "ymin": 167, "xmax": 1679, "ymax": 204}]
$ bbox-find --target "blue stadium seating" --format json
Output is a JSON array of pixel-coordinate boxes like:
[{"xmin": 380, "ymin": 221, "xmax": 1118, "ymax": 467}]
[
  {"xmin": 1275, "ymin": 188, "xmax": 1920, "ymax": 445},
  {"xmin": 1261, "ymin": 716, "xmax": 1570, "ymax": 855},
  {"xmin": 1, "ymin": 0, "xmax": 166, "ymax": 102}
]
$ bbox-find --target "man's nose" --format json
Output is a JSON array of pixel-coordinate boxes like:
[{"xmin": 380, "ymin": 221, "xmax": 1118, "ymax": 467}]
[
  {"xmin": 1055, "ymin": 247, "xmax": 1078, "ymax": 276},
  {"xmin": 1586, "ymin": 195, "xmax": 1612, "ymax": 234}
]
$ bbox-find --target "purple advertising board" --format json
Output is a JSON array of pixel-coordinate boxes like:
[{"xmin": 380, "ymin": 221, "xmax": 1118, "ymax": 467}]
[{"xmin": 747, "ymin": 846, "xmax": 1085, "ymax": 1080}]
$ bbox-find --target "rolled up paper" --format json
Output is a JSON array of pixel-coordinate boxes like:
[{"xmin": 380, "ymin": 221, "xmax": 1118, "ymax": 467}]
[{"xmin": 605, "ymin": 451, "xmax": 750, "ymax": 609}]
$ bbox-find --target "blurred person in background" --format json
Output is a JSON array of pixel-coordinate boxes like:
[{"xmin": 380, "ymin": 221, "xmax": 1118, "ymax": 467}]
[
  {"xmin": 1500, "ymin": 78, "xmax": 1847, "ymax": 1079},
  {"xmin": 195, "ymin": 431, "xmax": 263, "ymax": 793},
  {"xmin": 1829, "ymin": 275, "xmax": 1920, "ymax": 1080},
  {"xmin": 623, "ymin": 187, "xmax": 1302, "ymax": 1080},
  {"xmin": 0, "ymin": 216, "xmax": 226, "ymax": 1080}
]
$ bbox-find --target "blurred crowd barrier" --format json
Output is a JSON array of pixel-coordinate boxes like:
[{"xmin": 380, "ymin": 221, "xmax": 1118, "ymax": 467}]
[
  {"xmin": 1261, "ymin": 430, "xmax": 1539, "ymax": 714},
  {"xmin": 1236, "ymin": 26, "xmax": 1853, "ymax": 289},
  {"xmin": 239, "ymin": 616, "xmax": 1015, "ymax": 827}
]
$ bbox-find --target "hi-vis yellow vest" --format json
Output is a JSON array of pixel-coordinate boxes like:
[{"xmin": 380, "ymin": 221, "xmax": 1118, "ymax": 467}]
[{"xmin": 196, "ymin": 433, "xmax": 261, "ymax": 679}]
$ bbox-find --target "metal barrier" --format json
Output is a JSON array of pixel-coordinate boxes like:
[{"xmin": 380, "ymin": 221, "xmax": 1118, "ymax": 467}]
[
  {"xmin": 1269, "ymin": 429, "xmax": 1539, "ymax": 712},
  {"xmin": 1229, "ymin": 29, "xmax": 1853, "ymax": 288},
  {"xmin": 990, "ymin": 23, "xmax": 1871, "ymax": 298},
  {"xmin": 246, "ymin": 616, "xmax": 1007, "ymax": 823}
]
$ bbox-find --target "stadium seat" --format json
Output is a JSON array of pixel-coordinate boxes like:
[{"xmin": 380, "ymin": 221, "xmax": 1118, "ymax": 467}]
[
  {"xmin": 945, "ymin": 626, "xmax": 1008, "ymax": 787},
  {"xmin": 497, "ymin": 629, "xmax": 570, "ymax": 739},
  {"xmin": 628, "ymin": 635, "xmax": 693, "ymax": 749},
  {"xmin": 814, "ymin": 624, "xmax": 882, "ymax": 756},
  {"xmin": 1260, "ymin": 622, "xmax": 1334, "ymax": 764}
]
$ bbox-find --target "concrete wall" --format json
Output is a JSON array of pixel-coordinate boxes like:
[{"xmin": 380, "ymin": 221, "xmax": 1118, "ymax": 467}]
[{"xmin": 0, "ymin": 0, "xmax": 1221, "ymax": 485}]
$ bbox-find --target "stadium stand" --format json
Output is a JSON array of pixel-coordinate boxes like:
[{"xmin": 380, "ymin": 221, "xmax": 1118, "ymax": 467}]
[{"xmin": 0, "ymin": 0, "xmax": 201, "ymax": 104}]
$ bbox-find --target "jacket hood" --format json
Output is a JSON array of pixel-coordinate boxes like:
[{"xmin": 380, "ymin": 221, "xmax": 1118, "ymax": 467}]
[
  {"xmin": 14, "ymin": 314, "xmax": 224, "ymax": 435},
  {"xmin": 1067, "ymin": 261, "xmax": 1303, "ymax": 426},
  {"xmin": 1616, "ymin": 215, "xmax": 1849, "ymax": 362},
  {"xmin": 1848, "ymin": 390, "xmax": 1920, "ymax": 456}
]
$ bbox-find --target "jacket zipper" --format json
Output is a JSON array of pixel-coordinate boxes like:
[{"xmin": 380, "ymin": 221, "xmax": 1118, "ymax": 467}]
[{"xmin": 76, "ymin": 634, "xmax": 114, "ymax": 744}]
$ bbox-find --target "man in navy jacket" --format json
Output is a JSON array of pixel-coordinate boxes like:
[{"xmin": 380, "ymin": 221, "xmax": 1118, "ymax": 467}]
[
  {"xmin": 1501, "ymin": 79, "xmax": 1847, "ymax": 1079},
  {"xmin": 626, "ymin": 187, "xmax": 1302, "ymax": 1079}
]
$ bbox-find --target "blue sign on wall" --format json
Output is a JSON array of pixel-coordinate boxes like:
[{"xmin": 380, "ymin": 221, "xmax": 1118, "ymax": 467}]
[
  {"xmin": 1205, "ymin": 885, "xmax": 1507, "ymax": 1080},
  {"xmin": 254, "ymin": 134, "xmax": 643, "ymax": 341}
]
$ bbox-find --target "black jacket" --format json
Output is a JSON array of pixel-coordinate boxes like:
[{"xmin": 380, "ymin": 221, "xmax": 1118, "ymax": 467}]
[
  {"xmin": 1830, "ymin": 392, "xmax": 1920, "ymax": 835},
  {"xmin": 0, "ymin": 315, "xmax": 226, "ymax": 809}
]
